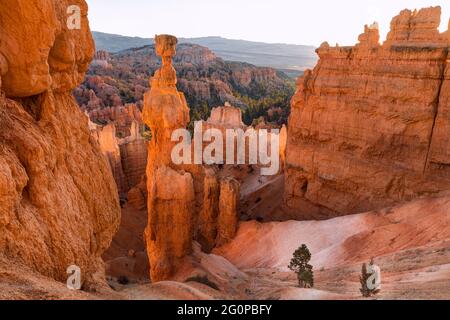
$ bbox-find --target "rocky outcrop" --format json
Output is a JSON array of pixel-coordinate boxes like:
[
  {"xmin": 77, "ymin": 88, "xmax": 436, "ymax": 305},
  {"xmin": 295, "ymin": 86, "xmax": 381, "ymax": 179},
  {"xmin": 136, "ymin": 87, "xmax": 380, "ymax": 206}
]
[
  {"xmin": 356, "ymin": 23, "xmax": 380, "ymax": 50},
  {"xmin": 119, "ymin": 121, "xmax": 148, "ymax": 190},
  {"xmin": 229, "ymin": 65, "xmax": 278, "ymax": 87},
  {"xmin": 88, "ymin": 103, "xmax": 142, "ymax": 137},
  {"xmin": 196, "ymin": 171, "xmax": 221, "ymax": 253},
  {"xmin": 0, "ymin": 0, "xmax": 93, "ymax": 97},
  {"xmin": 90, "ymin": 120, "xmax": 147, "ymax": 198},
  {"xmin": 207, "ymin": 103, "xmax": 246, "ymax": 129},
  {"xmin": 175, "ymin": 44, "xmax": 217, "ymax": 65},
  {"xmin": 284, "ymin": 6, "xmax": 450, "ymax": 219},
  {"xmin": 385, "ymin": 7, "xmax": 448, "ymax": 47},
  {"xmin": 143, "ymin": 35, "xmax": 244, "ymax": 282},
  {"xmin": 0, "ymin": 0, "xmax": 120, "ymax": 287},
  {"xmin": 196, "ymin": 172, "xmax": 241, "ymax": 252},
  {"xmin": 94, "ymin": 50, "xmax": 111, "ymax": 61},
  {"xmin": 216, "ymin": 178, "xmax": 240, "ymax": 247},
  {"xmin": 91, "ymin": 122, "xmax": 129, "ymax": 197},
  {"xmin": 127, "ymin": 177, "xmax": 147, "ymax": 211},
  {"xmin": 149, "ymin": 166, "xmax": 196, "ymax": 281},
  {"xmin": 91, "ymin": 50, "xmax": 111, "ymax": 68}
]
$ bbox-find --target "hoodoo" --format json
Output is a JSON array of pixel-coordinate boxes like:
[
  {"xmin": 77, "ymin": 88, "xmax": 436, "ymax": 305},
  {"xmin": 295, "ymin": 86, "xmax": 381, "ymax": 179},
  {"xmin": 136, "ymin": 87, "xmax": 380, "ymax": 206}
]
[
  {"xmin": 142, "ymin": 35, "xmax": 242, "ymax": 282},
  {"xmin": 142, "ymin": 35, "xmax": 194, "ymax": 282}
]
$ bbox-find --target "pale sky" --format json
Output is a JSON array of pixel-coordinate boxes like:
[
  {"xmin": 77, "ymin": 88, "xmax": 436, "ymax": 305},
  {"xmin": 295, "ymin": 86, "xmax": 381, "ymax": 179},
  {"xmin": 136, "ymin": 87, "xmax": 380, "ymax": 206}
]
[{"xmin": 86, "ymin": 0, "xmax": 449, "ymax": 46}]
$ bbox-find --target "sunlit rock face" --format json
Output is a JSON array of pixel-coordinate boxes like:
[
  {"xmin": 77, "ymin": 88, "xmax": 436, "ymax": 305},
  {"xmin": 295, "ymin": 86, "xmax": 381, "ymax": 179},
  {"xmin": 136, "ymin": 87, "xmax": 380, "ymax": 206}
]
[
  {"xmin": 142, "ymin": 35, "xmax": 195, "ymax": 282},
  {"xmin": 384, "ymin": 7, "xmax": 448, "ymax": 47},
  {"xmin": 0, "ymin": 0, "xmax": 120, "ymax": 288},
  {"xmin": 142, "ymin": 35, "xmax": 242, "ymax": 282},
  {"xmin": 284, "ymin": 6, "xmax": 450, "ymax": 220},
  {"xmin": 207, "ymin": 103, "xmax": 246, "ymax": 129},
  {"xmin": 0, "ymin": 0, "xmax": 94, "ymax": 97}
]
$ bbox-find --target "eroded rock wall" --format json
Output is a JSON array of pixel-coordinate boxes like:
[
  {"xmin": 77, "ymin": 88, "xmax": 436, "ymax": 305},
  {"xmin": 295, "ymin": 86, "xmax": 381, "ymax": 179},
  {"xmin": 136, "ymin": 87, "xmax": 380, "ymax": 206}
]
[
  {"xmin": 285, "ymin": 7, "xmax": 450, "ymax": 219},
  {"xmin": 119, "ymin": 121, "xmax": 148, "ymax": 191},
  {"xmin": 216, "ymin": 178, "xmax": 240, "ymax": 247},
  {"xmin": 91, "ymin": 122, "xmax": 129, "ymax": 197},
  {"xmin": 0, "ymin": 0, "xmax": 120, "ymax": 286},
  {"xmin": 90, "ymin": 120, "xmax": 147, "ymax": 198}
]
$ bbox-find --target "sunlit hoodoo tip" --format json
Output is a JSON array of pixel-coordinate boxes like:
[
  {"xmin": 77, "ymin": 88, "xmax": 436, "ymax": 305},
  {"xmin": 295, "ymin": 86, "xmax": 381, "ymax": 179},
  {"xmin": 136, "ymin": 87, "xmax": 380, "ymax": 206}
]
[
  {"xmin": 154, "ymin": 34, "xmax": 178, "ymax": 57},
  {"xmin": 150, "ymin": 34, "xmax": 179, "ymax": 89}
]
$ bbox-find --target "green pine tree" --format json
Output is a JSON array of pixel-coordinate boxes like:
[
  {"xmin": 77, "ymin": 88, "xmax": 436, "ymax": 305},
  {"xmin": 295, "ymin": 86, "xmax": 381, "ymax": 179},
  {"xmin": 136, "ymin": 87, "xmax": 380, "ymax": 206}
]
[{"xmin": 288, "ymin": 244, "xmax": 314, "ymax": 288}]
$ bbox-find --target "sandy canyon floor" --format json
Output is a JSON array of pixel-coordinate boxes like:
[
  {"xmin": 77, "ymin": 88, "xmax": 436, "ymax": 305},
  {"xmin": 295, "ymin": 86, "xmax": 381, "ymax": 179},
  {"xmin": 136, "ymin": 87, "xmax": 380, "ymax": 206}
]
[{"xmin": 1, "ymin": 193, "xmax": 449, "ymax": 300}]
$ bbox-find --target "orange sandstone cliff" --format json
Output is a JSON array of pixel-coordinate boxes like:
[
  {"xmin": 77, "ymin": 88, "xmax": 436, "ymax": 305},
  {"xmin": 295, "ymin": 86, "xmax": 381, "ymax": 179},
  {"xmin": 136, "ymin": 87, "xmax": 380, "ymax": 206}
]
[
  {"xmin": 285, "ymin": 6, "xmax": 450, "ymax": 219},
  {"xmin": 0, "ymin": 0, "xmax": 120, "ymax": 287}
]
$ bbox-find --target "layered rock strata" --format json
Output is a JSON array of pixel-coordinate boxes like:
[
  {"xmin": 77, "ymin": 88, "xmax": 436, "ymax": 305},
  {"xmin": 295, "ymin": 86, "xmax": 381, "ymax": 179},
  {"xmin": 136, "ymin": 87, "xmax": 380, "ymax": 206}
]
[
  {"xmin": 0, "ymin": 0, "xmax": 120, "ymax": 287},
  {"xmin": 88, "ymin": 103, "xmax": 142, "ymax": 137},
  {"xmin": 90, "ymin": 119, "xmax": 147, "ymax": 198},
  {"xmin": 285, "ymin": 6, "xmax": 450, "ymax": 219},
  {"xmin": 119, "ymin": 121, "xmax": 148, "ymax": 191}
]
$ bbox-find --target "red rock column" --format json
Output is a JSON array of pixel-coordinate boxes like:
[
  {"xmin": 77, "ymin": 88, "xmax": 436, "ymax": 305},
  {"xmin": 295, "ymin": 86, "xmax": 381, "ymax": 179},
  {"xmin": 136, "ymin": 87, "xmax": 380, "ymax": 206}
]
[
  {"xmin": 197, "ymin": 170, "xmax": 220, "ymax": 253},
  {"xmin": 142, "ymin": 35, "xmax": 194, "ymax": 282},
  {"xmin": 216, "ymin": 177, "xmax": 240, "ymax": 247}
]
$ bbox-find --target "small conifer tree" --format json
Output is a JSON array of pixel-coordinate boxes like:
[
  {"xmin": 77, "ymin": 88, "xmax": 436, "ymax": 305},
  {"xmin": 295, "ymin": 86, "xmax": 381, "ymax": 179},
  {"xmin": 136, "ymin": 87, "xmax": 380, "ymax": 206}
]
[{"xmin": 288, "ymin": 244, "xmax": 314, "ymax": 288}]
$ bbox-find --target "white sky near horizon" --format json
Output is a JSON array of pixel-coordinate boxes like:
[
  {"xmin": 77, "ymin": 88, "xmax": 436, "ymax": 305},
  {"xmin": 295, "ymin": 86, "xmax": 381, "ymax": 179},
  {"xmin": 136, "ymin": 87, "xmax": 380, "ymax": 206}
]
[{"xmin": 86, "ymin": 0, "xmax": 449, "ymax": 46}]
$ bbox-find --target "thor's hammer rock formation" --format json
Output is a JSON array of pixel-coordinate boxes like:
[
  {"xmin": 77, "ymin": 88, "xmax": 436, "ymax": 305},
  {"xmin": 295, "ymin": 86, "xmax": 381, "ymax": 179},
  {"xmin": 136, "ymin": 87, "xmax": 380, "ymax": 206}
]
[{"xmin": 143, "ymin": 35, "xmax": 241, "ymax": 282}]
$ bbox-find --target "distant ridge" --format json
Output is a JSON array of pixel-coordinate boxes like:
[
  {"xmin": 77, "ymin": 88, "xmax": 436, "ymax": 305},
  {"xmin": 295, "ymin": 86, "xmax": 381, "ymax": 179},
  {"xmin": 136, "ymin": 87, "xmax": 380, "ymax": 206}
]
[{"xmin": 92, "ymin": 31, "xmax": 317, "ymax": 76}]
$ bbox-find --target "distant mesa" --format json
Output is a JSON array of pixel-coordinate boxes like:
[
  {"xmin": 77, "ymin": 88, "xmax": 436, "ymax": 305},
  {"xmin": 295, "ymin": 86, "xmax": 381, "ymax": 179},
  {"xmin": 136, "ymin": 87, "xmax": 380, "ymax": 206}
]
[{"xmin": 92, "ymin": 32, "xmax": 318, "ymax": 74}]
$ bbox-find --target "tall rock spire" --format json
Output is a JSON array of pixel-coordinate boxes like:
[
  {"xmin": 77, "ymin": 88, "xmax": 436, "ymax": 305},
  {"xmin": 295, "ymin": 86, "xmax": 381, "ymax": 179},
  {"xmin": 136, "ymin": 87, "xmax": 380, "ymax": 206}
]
[
  {"xmin": 142, "ymin": 35, "xmax": 242, "ymax": 282},
  {"xmin": 143, "ymin": 34, "xmax": 194, "ymax": 282}
]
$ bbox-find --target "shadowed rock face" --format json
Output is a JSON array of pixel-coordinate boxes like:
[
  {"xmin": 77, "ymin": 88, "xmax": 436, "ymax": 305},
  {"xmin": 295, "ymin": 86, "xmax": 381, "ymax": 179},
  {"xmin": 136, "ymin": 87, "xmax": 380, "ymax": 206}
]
[
  {"xmin": 0, "ymin": 0, "xmax": 120, "ymax": 288},
  {"xmin": 284, "ymin": 6, "xmax": 450, "ymax": 220},
  {"xmin": 90, "ymin": 119, "xmax": 147, "ymax": 198}
]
